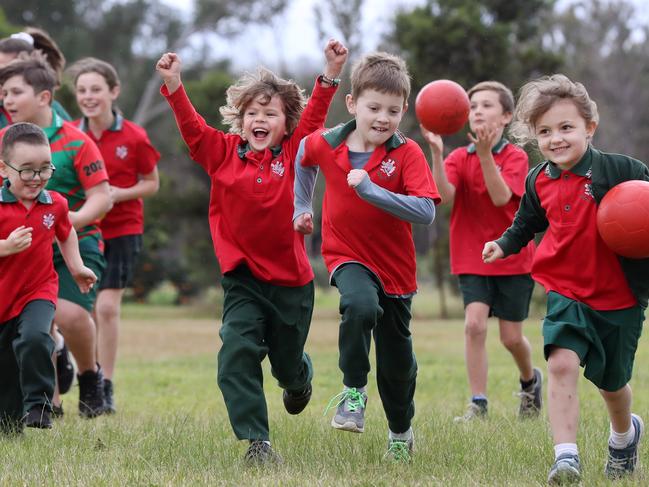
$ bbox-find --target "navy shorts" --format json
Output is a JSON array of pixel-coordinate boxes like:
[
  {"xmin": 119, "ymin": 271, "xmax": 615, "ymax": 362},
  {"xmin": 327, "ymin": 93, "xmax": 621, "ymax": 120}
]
[
  {"xmin": 99, "ymin": 234, "xmax": 143, "ymax": 290},
  {"xmin": 458, "ymin": 274, "xmax": 534, "ymax": 322}
]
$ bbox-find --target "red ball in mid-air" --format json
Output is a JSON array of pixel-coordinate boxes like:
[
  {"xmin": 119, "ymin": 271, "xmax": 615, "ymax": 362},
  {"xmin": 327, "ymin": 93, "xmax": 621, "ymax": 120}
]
[
  {"xmin": 597, "ymin": 180, "xmax": 649, "ymax": 258},
  {"xmin": 415, "ymin": 80, "xmax": 470, "ymax": 135}
]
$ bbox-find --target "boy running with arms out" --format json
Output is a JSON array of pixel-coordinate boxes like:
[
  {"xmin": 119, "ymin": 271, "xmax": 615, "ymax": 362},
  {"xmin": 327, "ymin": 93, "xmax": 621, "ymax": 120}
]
[
  {"xmin": 421, "ymin": 81, "xmax": 541, "ymax": 422},
  {"xmin": 294, "ymin": 52, "xmax": 439, "ymax": 461},
  {"xmin": 156, "ymin": 39, "xmax": 347, "ymax": 464},
  {"xmin": 0, "ymin": 57, "xmax": 112, "ymax": 418},
  {"xmin": 483, "ymin": 74, "xmax": 649, "ymax": 484},
  {"xmin": 0, "ymin": 123, "xmax": 96, "ymax": 434}
]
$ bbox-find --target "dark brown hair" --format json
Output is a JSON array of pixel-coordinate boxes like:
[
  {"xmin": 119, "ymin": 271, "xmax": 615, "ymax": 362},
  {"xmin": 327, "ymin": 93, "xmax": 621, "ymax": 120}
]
[{"xmin": 1, "ymin": 122, "xmax": 49, "ymax": 160}]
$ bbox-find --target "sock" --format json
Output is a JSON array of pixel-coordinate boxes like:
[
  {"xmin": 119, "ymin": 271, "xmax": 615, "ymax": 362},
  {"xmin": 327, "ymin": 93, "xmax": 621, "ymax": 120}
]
[
  {"xmin": 345, "ymin": 385, "xmax": 367, "ymax": 394},
  {"xmin": 53, "ymin": 331, "xmax": 64, "ymax": 353},
  {"xmin": 609, "ymin": 422, "xmax": 636, "ymax": 448},
  {"xmin": 389, "ymin": 426, "xmax": 413, "ymax": 441},
  {"xmin": 554, "ymin": 443, "xmax": 578, "ymax": 459},
  {"xmin": 520, "ymin": 375, "xmax": 535, "ymax": 390},
  {"xmin": 250, "ymin": 440, "xmax": 271, "ymax": 446}
]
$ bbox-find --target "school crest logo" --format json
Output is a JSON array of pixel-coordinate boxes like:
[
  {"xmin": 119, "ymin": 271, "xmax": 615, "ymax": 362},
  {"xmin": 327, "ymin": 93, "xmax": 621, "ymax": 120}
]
[
  {"xmin": 379, "ymin": 159, "xmax": 396, "ymax": 179},
  {"xmin": 271, "ymin": 160, "xmax": 285, "ymax": 178},
  {"xmin": 115, "ymin": 145, "xmax": 128, "ymax": 160},
  {"xmin": 42, "ymin": 213, "xmax": 55, "ymax": 229}
]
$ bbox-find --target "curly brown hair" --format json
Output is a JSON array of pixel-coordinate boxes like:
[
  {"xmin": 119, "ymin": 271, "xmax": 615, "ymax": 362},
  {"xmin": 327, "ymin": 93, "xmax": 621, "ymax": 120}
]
[{"xmin": 219, "ymin": 67, "xmax": 306, "ymax": 137}]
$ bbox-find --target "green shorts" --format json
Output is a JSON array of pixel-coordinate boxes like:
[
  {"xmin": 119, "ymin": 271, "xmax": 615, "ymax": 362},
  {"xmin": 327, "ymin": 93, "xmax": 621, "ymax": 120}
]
[
  {"xmin": 458, "ymin": 274, "xmax": 534, "ymax": 322},
  {"xmin": 543, "ymin": 291, "xmax": 644, "ymax": 391},
  {"xmin": 54, "ymin": 244, "xmax": 106, "ymax": 312}
]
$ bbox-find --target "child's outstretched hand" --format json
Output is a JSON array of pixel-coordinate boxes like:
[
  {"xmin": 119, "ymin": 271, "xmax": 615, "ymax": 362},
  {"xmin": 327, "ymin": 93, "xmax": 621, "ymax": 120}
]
[
  {"xmin": 347, "ymin": 169, "xmax": 368, "ymax": 188},
  {"xmin": 72, "ymin": 265, "xmax": 98, "ymax": 294},
  {"xmin": 0, "ymin": 225, "xmax": 33, "ymax": 256},
  {"xmin": 156, "ymin": 52, "xmax": 182, "ymax": 94},
  {"xmin": 482, "ymin": 241, "xmax": 504, "ymax": 263},
  {"xmin": 294, "ymin": 213, "xmax": 314, "ymax": 235},
  {"xmin": 468, "ymin": 124, "xmax": 499, "ymax": 159},
  {"xmin": 323, "ymin": 39, "xmax": 348, "ymax": 80},
  {"xmin": 420, "ymin": 125, "xmax": 443, "ymax": 158}
]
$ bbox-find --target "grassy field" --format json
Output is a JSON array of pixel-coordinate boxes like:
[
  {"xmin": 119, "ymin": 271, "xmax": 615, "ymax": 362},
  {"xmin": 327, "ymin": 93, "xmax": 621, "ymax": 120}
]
[{"xmin": 1, "ymin": 288, "xmax": 648, "ymax": 486}]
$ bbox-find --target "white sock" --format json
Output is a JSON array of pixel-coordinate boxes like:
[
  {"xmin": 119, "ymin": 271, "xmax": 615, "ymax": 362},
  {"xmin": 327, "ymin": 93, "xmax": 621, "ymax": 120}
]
[
  {"xmin": 389, "ymin": 426, "xmax": 413, "ymax": 441},
  {"xmin": 554, "ymin": 443, "xmax": 578, "ymax": 459},
  {"xmin": 609, "ymin": 422, "xmax": 635, "ymax": 448},
  {"xmin": 53, "ymin": 330, "xmax": 64, "ymax": 353}
]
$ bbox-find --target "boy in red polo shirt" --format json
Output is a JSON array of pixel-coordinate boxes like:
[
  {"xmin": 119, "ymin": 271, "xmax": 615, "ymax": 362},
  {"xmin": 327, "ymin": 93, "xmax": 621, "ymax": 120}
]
[
  {"xmin": 421, "ymin": 81, "xmax": 541, "ymax": 423},
  {"xmin": 156, "ymin": 39, "xmax": 347, "ymax": 464},
  {"xmin": 69, "ymin": 57, "xmax": 160, "ymax": 414},
  {"xmin": 0, "ymin": 57, "xmax": 112, "ymax": 419},
  {"xmin": 0, "ymin": 123, "xmax": 96, "ymax": 434},
  {"xmin": 294, "ymin": 52, "xmax": 439, "ymax": 461},
  {"xmin": 483, "ymin": 74, "xmax": 649, "ymax": 484}
]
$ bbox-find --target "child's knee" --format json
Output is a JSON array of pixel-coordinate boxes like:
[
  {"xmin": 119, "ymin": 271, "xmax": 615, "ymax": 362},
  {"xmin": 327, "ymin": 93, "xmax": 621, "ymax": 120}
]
[
  {"xmin": 547, "ymin": 349, "xmax": 579, "ymax": 377},
  {"xmin": 340, "ymin": 293, "xmax": 381, "ymax": 323}
]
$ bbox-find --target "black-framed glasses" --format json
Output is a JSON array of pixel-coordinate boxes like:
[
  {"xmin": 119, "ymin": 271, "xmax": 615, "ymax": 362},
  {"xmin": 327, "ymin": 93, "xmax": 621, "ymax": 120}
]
[{"xmin": 3, "ymin": 160, "xmax": 56, "ymax": 181}]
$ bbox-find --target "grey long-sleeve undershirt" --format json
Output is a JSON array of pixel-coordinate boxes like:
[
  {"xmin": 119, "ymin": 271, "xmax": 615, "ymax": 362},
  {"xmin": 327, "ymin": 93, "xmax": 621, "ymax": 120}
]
[{"xmin": 293, "ymin": 138, "xmax": 435, "ymax": 225}]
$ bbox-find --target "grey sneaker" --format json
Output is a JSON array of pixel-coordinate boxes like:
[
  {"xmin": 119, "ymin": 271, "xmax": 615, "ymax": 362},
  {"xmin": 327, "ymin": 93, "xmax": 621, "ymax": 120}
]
[
  {"xmin": 454, "ymin": 400, "xmax": 487, "ymax": 423},
  {"xmin": 244, "ymin": 441, "xmax": 283, "ymax": 466},
  {"xmin": 605, "ymin": 413, "xmax": 644, "ymax": 479},
  {"xmin": 327, "ymin": 388, "xmax": 367, "ymax": 433},
  {"xmin": 518, "ymin": 367, "xmax": 543, "ymax": 418},
  {"xmin": 548, "ymin": 454, "xmax": 581, "ymax": 485},
  {"xmin": 384, "ymin": 431, "xmax": 414, "ymax": 463}
]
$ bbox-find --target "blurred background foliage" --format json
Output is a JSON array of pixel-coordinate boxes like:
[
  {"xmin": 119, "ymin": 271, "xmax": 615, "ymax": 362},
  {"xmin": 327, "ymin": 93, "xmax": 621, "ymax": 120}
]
[{"xmin": 1, "ymin": 0, "xmax": 647, "ymax": 312}]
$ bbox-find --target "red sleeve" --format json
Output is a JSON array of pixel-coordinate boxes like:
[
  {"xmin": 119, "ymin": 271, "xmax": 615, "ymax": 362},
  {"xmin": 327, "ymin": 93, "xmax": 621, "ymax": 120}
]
[
  {"xmin": 161, "ymin": 83, "xmax": 230, "ymax": 173},
  {"xmin": 443, "ymin": 147, "xmax": 464, "ymax": 188},
  {"xmin": 402, "ymin": 141, "xmax": 441, "ymax": 203},
  {"xmin": 73, "ymin": 134, "xmax": 109, "ymax": 189},
  {"xmin": 284, "ymin": 79, "xmax": 337, "ymax": 161},
  {"xmin": 135, "ymin": 129, "xmax": 160, "ymax": 175},
  {"xmin": 499, "ymin": 146, "xmax": 529, "ymax": 197},
  {"xmin": 53, "ymin": 192, "xmax": 72, "ymax": 241}
]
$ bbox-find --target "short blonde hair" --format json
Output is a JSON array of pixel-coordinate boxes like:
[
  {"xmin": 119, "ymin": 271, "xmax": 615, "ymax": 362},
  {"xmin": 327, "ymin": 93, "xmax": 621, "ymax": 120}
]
[
  {"xmin": 219, "ymin": 67, "xmax": 306, "ymax": 136},
  {"xmin": 467, "ymin": 81, "xmax": 515, "ymax": 115},
  {"xmin": 350, "ymin": 52, "xmax": 410, "ymax": 102},
  {"xmin": 510, "ymin": 74, "xmax": 599, "ymax": 146}
]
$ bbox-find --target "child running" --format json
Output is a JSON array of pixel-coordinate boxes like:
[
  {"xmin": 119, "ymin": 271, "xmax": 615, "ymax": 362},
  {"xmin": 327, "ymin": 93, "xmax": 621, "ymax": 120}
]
[
  {"xmin": 483, "ymin": 74, "xmax": 649, "ymax": 484},
  {"xmin": 420, "ymin": 81, "xmax": 541, "ymax": 422},
  {"xmin": 0, "ymin": 123, "xmax": 96, "ymax": 434},
  {"xmin": 294, "ymin": 52, "xmax": 439, "ymax": 461},
  {"xmin": 0, "ymin": 57, "xmax": 111, "ymax": 418},
  {"xmin": 156, "ymin": 39, "xmax": 347, "ymax": 464},
  {"xmin": 70, "ymin": 57, "xmax": 160, "ymax": 414}
]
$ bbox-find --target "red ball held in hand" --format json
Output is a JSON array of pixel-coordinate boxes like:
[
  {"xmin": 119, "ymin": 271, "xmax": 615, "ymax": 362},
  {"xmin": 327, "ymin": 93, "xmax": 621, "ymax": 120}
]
[
  {"xmin": 415, "ymin": 80, "xmax": 470, "ymax": 135},
  {"xmin": 597, "ymin": 180, "xmax": 649, "ymax": 258}
]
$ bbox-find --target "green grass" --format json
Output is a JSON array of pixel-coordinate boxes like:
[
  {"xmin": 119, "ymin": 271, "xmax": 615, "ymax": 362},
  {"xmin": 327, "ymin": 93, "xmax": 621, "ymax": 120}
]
[{"xmin": 2, "ymin": 289, "xmax": 649, "ymax": 485}]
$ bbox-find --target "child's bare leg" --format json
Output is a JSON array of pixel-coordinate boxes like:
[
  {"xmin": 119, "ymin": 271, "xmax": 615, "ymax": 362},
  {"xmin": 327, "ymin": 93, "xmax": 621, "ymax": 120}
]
[
  {"xmin": 464, "ymin": 302, "xmax": 490, "ymax": 396},
  {"xmin": 547, "ymin": 347, "xmax": 580, "ymax": 444},
  {"xmin": 498, "ymin": 320, "xmax": 534, "ymax": 381},
  {"xmin": 600, "ymin": 385, "xmax": 632, "ymax": 434},
  {"xmin": 95, "ymin": 289, "xmax": 124, "ymax": 380}
]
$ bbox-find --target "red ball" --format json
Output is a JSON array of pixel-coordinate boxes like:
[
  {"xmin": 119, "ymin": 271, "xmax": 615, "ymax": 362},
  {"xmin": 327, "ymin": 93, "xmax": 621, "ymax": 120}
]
[
  {"xmin": 597, "ymin": 180, "xmax": 649, "ymax": 258},
  {"xmin": 415, "ymin": 80, "xmax": 470, "ymax": 135}
]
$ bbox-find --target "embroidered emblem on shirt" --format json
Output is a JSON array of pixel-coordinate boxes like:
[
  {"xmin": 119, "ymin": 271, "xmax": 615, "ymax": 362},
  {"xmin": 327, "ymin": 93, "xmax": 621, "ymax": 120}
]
[
  {"xmin": 583, "ymin": 183, "xmax": 595, "ymax": 201},
  {"xmin": 379, "ymin": 159, "xmax": 396, "ymax": 179},
  {"xmin": 271, "ymin": 160, "xmax": 285, "ymax": 177},
  {"xmin": 585, "ymin": 168, "xmax": 592, "ymax": 179},
  {"xmin": 115, "ymin": 145, "xmax": 128, "ymax": 159},
  {"xmin": 43, "ymin": 213, "xmax": 55, "ymax": 229},
  {"xmin": 544, "ymin": 165, "xmax": 552, "ymax": 177}
]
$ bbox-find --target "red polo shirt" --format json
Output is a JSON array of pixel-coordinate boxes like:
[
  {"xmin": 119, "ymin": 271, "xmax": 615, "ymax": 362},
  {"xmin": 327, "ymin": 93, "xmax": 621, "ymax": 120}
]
[
  {"xmin": 77, "ymin": 114, "xmax": 160, "ymax": 240},
  {"xmin": 0, "ymin": 184, "xmax": 72, "ymax": 322},
  {"xmin": 161, "ymin": 79, "xmax": 338, "ymax": 286},
  {"xmin": 445, "ymin": 140, "xmax": 534, "ymax": 275},
  {"xmin": 533, "ymin": 157, "xmax": 636, "ymax": 310},
  {"xmin": 302, "ymin": 121, "xmax": 440, "ymax": 296}
]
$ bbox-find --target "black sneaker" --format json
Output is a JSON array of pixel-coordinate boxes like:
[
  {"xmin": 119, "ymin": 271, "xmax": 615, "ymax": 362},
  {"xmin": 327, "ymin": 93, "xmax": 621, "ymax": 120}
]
[
  {"xmin": 244, "ymin": 441, "xmax": 283, "ymax": 465},
  {"xmin": 77, "ymin": 367, "xmax": 105, "ymax": 418},
  {"xmin": 283, "ymin": 384, "xmax": 312, "ymax": 415},
  {"xmin": 605, "ymin": 413, "xmax": 644, "ymax": 479},
  {"xmin": 24, "ymin": 406, "xmax": 53, "ymax": 429},
  {"xmin": 52, "ymin": 403, "xmax": 64, "ymax": 419},
  {"xmin": 56, "ymin": 343, "xmax": 75, "ymax": 395},
  {"xmin": 103, "ymin": 379, "xmax": 116, "ymax": 414}
]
